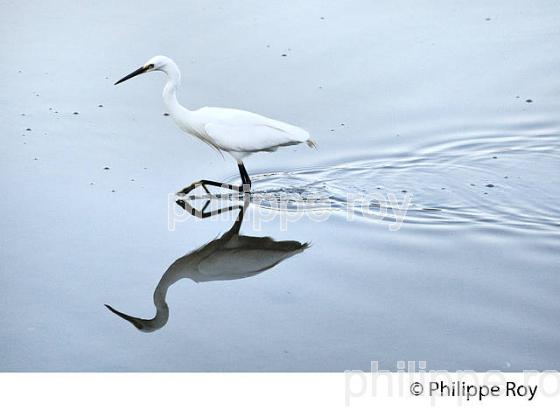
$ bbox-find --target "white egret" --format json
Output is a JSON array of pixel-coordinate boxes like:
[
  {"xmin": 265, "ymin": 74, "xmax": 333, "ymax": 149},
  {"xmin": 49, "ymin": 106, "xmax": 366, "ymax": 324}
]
[
  {"xmin": 105, "ymin": 205, "xmax": 308, "ymax": 332},
  {"xmin": 115, "ymin": 55, "xmax": 316, "ymax": 190}
]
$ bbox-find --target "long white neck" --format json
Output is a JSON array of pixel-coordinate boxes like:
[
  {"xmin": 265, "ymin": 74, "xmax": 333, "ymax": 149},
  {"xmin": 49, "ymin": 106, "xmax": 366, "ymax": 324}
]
[
  {"xmin": 104, "ymin": 255, "xmax": 200, "ymax": 332},
  {"xmin": 161, "ymin": 61, "xmax": 190, "ymax": 119},
  {"xmin": 104, "ymin": 268, "xmax": 178, "ymax": 332}
]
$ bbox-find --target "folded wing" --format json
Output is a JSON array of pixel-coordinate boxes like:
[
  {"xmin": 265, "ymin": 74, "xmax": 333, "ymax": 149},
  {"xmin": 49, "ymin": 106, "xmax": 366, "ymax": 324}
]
[{"xmin": 204, "ymin": 122, "xmax": 309, "ymax": 153}]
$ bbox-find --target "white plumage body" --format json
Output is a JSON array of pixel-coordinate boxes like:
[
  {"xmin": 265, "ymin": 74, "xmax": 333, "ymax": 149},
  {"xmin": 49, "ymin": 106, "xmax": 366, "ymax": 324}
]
[{"xmin": 173, "ymin": 106, "xmax": 313, "ymax": 160}]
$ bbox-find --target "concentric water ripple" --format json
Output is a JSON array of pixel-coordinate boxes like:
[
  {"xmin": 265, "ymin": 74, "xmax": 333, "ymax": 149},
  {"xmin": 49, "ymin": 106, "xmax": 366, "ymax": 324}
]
[{"xmin": 239, "ymin": 132, "xmax": 560, "ymax": 232}]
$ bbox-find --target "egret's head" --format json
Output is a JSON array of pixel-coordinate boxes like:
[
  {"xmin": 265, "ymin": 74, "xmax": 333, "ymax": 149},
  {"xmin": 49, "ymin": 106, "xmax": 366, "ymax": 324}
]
[
  {"xmin": 114, "ymin": 55, "xmax": 176, "ymax": 85},
  {"xmin": 104, "ymin": 303, "xmax": 169, "ymax": 333}
]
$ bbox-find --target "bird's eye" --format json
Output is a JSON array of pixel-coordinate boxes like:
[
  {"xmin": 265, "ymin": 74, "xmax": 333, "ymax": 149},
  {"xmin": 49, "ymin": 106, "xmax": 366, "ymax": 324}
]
[{"xmin": 147, "ymin": 64, "xmax": 155, "ymax": 69}]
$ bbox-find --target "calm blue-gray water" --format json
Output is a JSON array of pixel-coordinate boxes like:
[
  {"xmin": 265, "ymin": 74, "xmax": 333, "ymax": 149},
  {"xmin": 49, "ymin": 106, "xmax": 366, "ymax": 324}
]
[{"xmin": 1, "ymin": 0, "xmax": 559, "ymax": 371}]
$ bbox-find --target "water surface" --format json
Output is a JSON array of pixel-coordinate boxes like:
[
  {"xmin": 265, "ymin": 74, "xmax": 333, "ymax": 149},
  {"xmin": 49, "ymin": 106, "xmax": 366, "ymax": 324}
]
[{"xmin": 1, "ymin": 0, "xmax": 559, "ymax": 371}]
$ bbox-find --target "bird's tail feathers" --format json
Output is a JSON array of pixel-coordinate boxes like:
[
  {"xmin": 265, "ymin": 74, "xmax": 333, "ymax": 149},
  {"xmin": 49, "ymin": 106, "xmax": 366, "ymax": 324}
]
[{"xmin": 306, "ymin": 138, "xmax": 318, "ymax": 149}]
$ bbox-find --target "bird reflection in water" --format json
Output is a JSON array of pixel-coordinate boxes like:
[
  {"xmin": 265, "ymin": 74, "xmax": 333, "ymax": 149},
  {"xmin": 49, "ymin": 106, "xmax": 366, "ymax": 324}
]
[{"xmin": 105, "ymin": 195, "xmax": 308, "ymax": 332}]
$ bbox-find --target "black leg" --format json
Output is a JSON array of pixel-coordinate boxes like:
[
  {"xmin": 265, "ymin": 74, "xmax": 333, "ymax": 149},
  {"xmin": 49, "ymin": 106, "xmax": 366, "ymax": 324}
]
[
  {"xmin": 176, "ymin": 181, "xmax": 250, "ymax": 219},
  {"xmin": 237, "ymin": 163, "xmax": 244, "ymax": 185},
  {"xmin": 237, "ymin": 163, "xmax": 246, "ymax": 185},
  {"xmin": 238, "ymin": 162, "xmax": 251, "ymax": 187},
  {"xmin": 177, "ymin": 179, "xmax": 243, "ymax": 195},
  {"xmin": 242, "ymin": 165, "xmax": 251, "ymax": 189},
  {"xmin": 237, "ymin": 162, "xmax": 252, "ymax": 191}
]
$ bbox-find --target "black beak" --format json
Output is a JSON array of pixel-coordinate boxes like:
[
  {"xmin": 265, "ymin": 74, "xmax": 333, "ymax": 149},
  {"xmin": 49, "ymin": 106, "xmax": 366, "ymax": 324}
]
[
  {"xmin": 104, "ymin": 304, "xmax": 144, "ymax": 329},
  {"xmin": 114, "ymin": 65, "xmax": 149, "ymax": 85}
]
